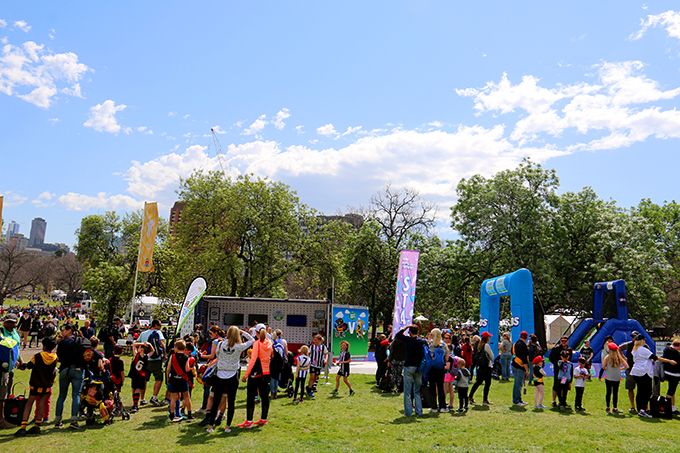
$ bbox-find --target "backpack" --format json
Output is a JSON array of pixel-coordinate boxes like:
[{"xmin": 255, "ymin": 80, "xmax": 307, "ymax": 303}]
[
  {"xmin": 418, "ymin": 344, "xmax": 433, "ymax": 375},
  {"xmin": 270, "ymin": 340, "xmax": 285, "ymax": 378},
  {"xmin": 447, "ymin": 356, "xmax": 459, "ymax": 379},
  {"xmin": 473, "ymin": 345, "xmax": 489, "ymax": 369},
  {"xmin": 73, "ymin": 336, "xmax": 95, "ymax": 368},
  {"xmin": 0, "ymin": 330, "xmax": 19, "ymax": 373},
  {"xmin": 148, "ymin": 330, "xmax": 163, "ymax": 360},
  {"xmin": 378, "ymin": 369, "xmax": 393, "ymax": 391},
  {"xmin": 431, "ymin": 345, "xmax": 446, "ymax": 370}
]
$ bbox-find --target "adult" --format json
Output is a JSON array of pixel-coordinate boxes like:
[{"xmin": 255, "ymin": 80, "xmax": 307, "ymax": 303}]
[
  {"xmin": 270, "ymin": 329, "xmax": 289, "ymax": 399},
  {"xmin": 375, "ymin": 335, "xmax": 389, "ymax": 386},
  {"xmin": 101, "ymin": 317, "xmax": 124, "ymax": 359},
  {"xmin": 499, "ymin": 333, "xmax": 512, "ymax": 381},
  {"xmin": 306, "ymin": 334, "xmax": 329, "ymax": 397},
  {"xmin": 460, "ymin": 335, "xmax": 473, "ymax": 378},
  {"xmin": 238, "ymin": 324, "xmax": 273, "ymax": 428},
  {"xmin": 619, "ymin": 330, "xmax": 644, "ymax": 413},
  {"xmin": 598, "ymin": 335, "xmax": 614, "ymax": 381},
  {"xmin": 426, "ymin": 329, "xmax": 447, "ymax": 412},
  {"xmin": 0, "ymin": 314, "xmax": 25, "ymax": 428},
  {"xmin": 630, "ymin": 334, "xmax": 676, "ymax": 417},
  {"xmin": 388, "ymin": 335, "xmax": 406, "ymax": 393},
  {"xmin": 197, "ymin": 325, "xmax": 224, "ymax": 415},
  {"xmin": 17, "ymin": 312, "xmax": 31, "ymax": 349},
  {"xmin": 468, "ymin": 335, "xmax": 480, "ymax": 381},
  {"xmin": 511, "ymin": 331, "xmax": 530, "ymax": 406},
  {"xmin": 469, "ymin": 332, "xmax": 495, "ymax": 405},
  {"xmin": 602, "ymin": 342, "xmax": 628, "ymax": 413},
  {"xmin": 53, "ymin": 323, "xmax": 84, "ymax": 429},
  {"xmin": 527, "ymin": 334, "xmax": 543, "ymax": 385},
  {"xmin": 662, "ymin": 338, "xmax": 680, "ymax": 416},
  {"xmin": 395, "ymin": 324, "xmax": 427, "ymax": 417},
  {"xmin": 205, "ymin": 327, "xmax": 254, "ymax": 434},
  {"xmin": 80, "ymin": 320, "xmax": 95, "ymax": 340},
  {"xmin": 549, "ymin": 336, "xmax": 573, "ymax": 408},
  {"xmin": 579, "ymin": 339, "xmax": 594, "ymax": 379},
  {"xmin": 28, "ymin": 314, "xmax": 42, "ymax": 348},
  {"xmin": 137, "ymin": 319, "xmax": 166, "ymax": 406}
]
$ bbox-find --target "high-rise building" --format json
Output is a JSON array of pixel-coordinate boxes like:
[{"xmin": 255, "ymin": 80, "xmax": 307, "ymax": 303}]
[
  {"xmin": 169, "ymin": 201, "xmax": 186, "ymax": 237},
  {"xmin": 28, "ymin": 217, "xmax": 47, "ymax": 248},
  {"xmin": 5, "ymin": 220, "xmax": 19, "ymax": 240}
]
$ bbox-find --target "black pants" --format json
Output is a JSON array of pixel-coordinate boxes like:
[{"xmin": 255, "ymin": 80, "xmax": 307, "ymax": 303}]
[
  {"xmin": 667, "ymin": 376, "xmax": 679, "ymax": 397},
  {"xmin": 293, "ymin": 376, "xmax": 306, "ymax": 400},
  {"xmin": 574, "ymin": 386, "xmax": 585, "ymax": 408},
  {"xmin": 428, "ymin": 368, "xmax": 446, "ymax": 409},
  {"xmin": 376, "ymin": 364, "xmax": 387, "ymax": 384},
  {"xmin": 208, "ymin": 375, "xmax": 239, "ymax": 426},
  {"xmin": 557, "ymin": 382, "xmax": 570, "ymax": 406},
  {"xmin": 635, "ymin": 374, "xmax": 652, "ymax": 412},
  {"xmin": 246, "ymin": 375, "xmax": 270, "ymax": 422},
  {"xmin": 469, "ymin": 367, "xmax": 491, "ymax": 402},
  {"xmin": 458, "ymin": 387, "xmax": 469, "ymax": 409},
  {"xmin": 605, "ymin": 380, "xmax": 619, "ymax": 408}
]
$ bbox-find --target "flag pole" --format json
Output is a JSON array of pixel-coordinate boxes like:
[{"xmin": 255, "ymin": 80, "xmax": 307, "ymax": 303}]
[{"xmin": 130, "ymin": 202, "xmax": 146, "ymax": 324}]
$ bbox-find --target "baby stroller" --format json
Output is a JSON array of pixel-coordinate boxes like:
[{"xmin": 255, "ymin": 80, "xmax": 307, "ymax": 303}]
[
  {"xmin": 280, "ymin": 351, "xmax": 295, "ymax": 398},
  {"xmin": 80, "ymin": 370, "xmax": 129, "ymax": 425}
]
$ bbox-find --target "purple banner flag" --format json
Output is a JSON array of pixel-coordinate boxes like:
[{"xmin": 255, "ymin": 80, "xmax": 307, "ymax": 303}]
[{"xmin": 392, "ymin": 250, "xmax": 420, "ymax": 337}]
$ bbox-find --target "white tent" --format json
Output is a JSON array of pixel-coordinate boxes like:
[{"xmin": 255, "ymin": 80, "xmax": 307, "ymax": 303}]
[{"xmin": 545, "ymin": 314, "xmax": 577, "ymax": 344}]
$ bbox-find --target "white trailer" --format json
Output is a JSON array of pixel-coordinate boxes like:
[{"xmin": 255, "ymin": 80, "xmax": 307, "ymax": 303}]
[{"xmin": 197, "ymin": 296, "xmax": 330, "ymax": 353}]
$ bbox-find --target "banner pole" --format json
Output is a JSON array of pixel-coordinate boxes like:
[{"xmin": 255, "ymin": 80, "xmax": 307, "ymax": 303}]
[
  {"xmin": 130, "ymin": 202, "xmax": 146, "ymax": 324},
  {"xmin": 321, "ymin": 277, "xmax": 334, "ymax": 385}
]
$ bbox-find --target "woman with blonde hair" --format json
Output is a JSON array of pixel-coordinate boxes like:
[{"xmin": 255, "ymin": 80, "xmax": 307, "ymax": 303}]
[
  {"xmin": 238, "ymin": 324, "xmax": 273, "ymax": 428},
  {"xmin": 602, "ymin": 342, "xmax": 628, "ymax": 413},
  {"xmin": 204, "ymin": 326, "xmax": 254, "ymax": 434},
  {"xmin": 427, "ymin": 328, "xmax": 448, "ymax": 412}
]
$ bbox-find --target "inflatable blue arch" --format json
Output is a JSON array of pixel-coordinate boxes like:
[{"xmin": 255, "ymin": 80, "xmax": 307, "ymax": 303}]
[{"xmin": 479, "ymin": 269, "xmax": 535, "ymax": 356}]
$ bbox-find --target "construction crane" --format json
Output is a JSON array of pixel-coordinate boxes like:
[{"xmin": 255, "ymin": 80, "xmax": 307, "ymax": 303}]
[{"xmin": 211, "ymin": 128, "xmax": 230, "ymax": 177}]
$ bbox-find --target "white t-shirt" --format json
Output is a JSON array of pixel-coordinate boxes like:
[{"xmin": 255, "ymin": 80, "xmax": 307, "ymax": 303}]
[
  {"xmin": 630, "ymin": 347, "xmax": 655, "ymax": 377},
  {"xmin": 573, "ymin": 365, "xmax": 588, "ymax": 387}
]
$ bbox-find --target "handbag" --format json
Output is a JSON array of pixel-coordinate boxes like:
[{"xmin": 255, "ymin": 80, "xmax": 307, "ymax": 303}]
[{"xmin": 4, "ymin": 382, "xmax": 27, "ymax": 425}]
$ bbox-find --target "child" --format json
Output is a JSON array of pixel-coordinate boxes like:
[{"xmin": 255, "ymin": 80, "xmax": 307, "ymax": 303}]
[
  {"xmin": 129, "ymin": 342, "xmax": 152, "ymax": 413},
  {"xmin": 602, "ymin": 342, "xmax": 628, "ymax": 413},
  {"xmin": 454, "ymin": 358, "xmax": 470, "ymax": 413},
  {"xmin": 179, "ymin": 343, "xmax": 197, "ymax": 420},
  {"xmin": 573, "ymin": 357, "xmax": 588, "ymax": 411},
  {"xmin": 533, "ymin": 355, "xmax": 547, "ymax": 409},
  {"xmin": 293, "ymin": 345, "xmax": 311, "ymax": 403},
  {"xmin": 443, "ymin": 345, "xmax": 457, "ymax": 410},
  {"xmin": 109, "ymin": 346, "xmax": 126, "ymax": 393},
  {"xmin": 167, "ymin": 340, "xmax": 194, "ymax": 422},
  {"xmin": 14, "ymin": 337, "xmax": 57, "ymax": 437},
  {"xmin": 556, "ymin": 350, "xmax": 574, "ymax": 411},
  {"xmin": 330, "ymin": 341, "xmax": 355, "ymax": 396}
]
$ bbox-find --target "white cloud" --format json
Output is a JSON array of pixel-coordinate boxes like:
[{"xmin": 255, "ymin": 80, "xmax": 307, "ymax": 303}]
[
  {"xmin": 137, "ymin": 126, "xmax": 153, "ymax": 135},
  {"xmin": 168, "ymin": 111, "xmax": 176, "ymax": 117},
  {"xmin": 58, "ymin": 192, "xmax": 143, "ymax": 211},
  {"xmin": 342, "ymin": 126, "xmax": 362, "ymax": 136},
  {"xmin": 212, "ymin": 125, "xmax": 227, "ymax": 134},
  {"xmin": 631, "ymin": 10, "xmax": 680, "ymax": 42},
  {"xmin": 273, "ymin": 108, "xmax": 290, "ymax": 130},
  {"xmin": 49, "ymin": 29, "xmax": 55, "ymax": 40},
  {"xmin": 31, "ymin": 191, "xmax": 55, "ymax": 207},
  {"xmin": 428, "ymin": 121, "xmax": 443, "ymax": 128},
  {"xmin": 242, "ymin": 114, "xmax": 267, "ymax": 137},
  {"xmin": 47, "ymin": 117, "xmax": 58, "ymax": 124},
  {"xmin": 316, "ymin": 123, "xmax": 338, "ymax": 137},
  {"xmin": 0, "ymin": 20, "xmax": 7, "ymax": 28},
  {"xmin": 0, "ymin": 40, "xmax": 91, "ymax": 108},
  {"xmin": 83, "ymin": 100, "xmax": 127, "ymax": 133},
  {"xmin": 0, "ymin": 191, "xmax": 28, "ymax": 207},
  {"xmin": 182, "ymin": 114, "xmax": 190, "ymax": 119},
  {"xmin": 14, "ymin": 21, "xmax": 31, "ymax": 33},
  {"xmin": 296, "ymin": 125, "xmax": 305, "ymax": 134}
]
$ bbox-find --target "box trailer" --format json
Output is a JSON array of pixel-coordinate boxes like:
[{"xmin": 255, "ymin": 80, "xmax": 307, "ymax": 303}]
[{"xmin": 195, "ymin": 296, "xmax": 331, "ymax": 353}]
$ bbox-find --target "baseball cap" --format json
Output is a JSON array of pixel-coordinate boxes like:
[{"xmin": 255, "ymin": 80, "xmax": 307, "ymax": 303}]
[
  {"xmin": 255, "ymin": 323, "xmax": 267, "ymax": 333},
  {"xmin": 380, "ymin": 339, "xmax": 390, "ymax": 346},
  {"xmin": 608, "ymin": 342, "xmax": 619, "ymax": 351},
  {"xmin": 532, "ymin": 355, "xmax": 544, "ymax": 364},
  {"xmin": 520, "ymin": 331, "xmax": 528, "ymax": 338},
  {"xmin": 631, "ymin": 330, "xmax": 640, "ymax": 337},
  {"xmin": 481, "ymin": 331, "xmax": 492, "ymax": 338},
  {"xmin": 2, "ymin": 313, "xmax": 17, "ymax": 323}
]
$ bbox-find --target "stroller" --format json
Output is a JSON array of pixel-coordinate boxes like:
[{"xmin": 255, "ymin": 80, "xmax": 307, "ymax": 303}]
[
  {"xmin": 80, "ymin": 370, "xmax": 129, "ymax": 425},
  {"xmin": 279, "ymin": 351, "xmax": 295, "ymax": 398}
]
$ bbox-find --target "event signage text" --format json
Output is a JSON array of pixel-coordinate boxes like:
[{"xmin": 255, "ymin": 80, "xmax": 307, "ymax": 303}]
[{"xmin": 391, "ymin": 250, "xmax": 420, "ymax": 337}]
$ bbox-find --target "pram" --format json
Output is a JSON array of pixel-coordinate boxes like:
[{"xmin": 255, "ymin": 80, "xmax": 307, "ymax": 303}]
[
  {"xmin": 79, "ymin": 370, "xmax": 129, "ymax": 425},
  {"xmin": 279, "ymin": 351, "xmax": 295, "ymax": 398}
]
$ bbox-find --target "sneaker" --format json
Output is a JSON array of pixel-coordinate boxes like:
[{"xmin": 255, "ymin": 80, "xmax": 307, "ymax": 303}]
[
  {"xmin": 605, "ymin": 407, "xmax": 611, "ymax": 413},
  {"xmin": 629, "ymin": 407, "xmax": 637, "ymax": 413},
  {"xmin": 535, "ymin": 404, "xmax": 547, "ymax": 409},
  {"xmin": 613, "ymin": 408, "xmax": 623, "ymax": 414},
  {"xmin": 672, "ymin": 409, "xmax": 680, "ymax": 416},
  {"xmin": 483, "ymin": 400, "xmax": 494, "ymax": 405},
  {"xmin": 14, "ymin": 429, "xmax": 27, "ymax": 437},
  {"xmin": 552, "ymin": 401, "xmax": 557, "ymax": 408},
  {"xmin": 457, "ymin": 408, "xmax": 465, "ymax": 413},
  {"xmin": 27, "ymin": 425, "xmax": 41, "ymax": 435},
  {"xmin": 195, "ymin": 408, "xmax": 207, "ymax": 414},
  {"xmin": 464, "ymin": 406, "xmax": 469, "ymax": 411},
  {"xmin": 513, "ymin": 402, "xmax": 525, "ymax": 407},
  {"xmin": 254, "ymin": 419, "xmax": 268, "ymax": 426},
  {"xmin": 237, "ymin": 420, "xmax": 253, "ymax": 428},
  {"xmin": 53, "ymin": 420, "xmax": 63, "ymax": 429},
  {"xmin": 130, "ymin": 406, "xmax": 139, "ymax": 413},
  {"xmin": 559, "ymin": 405, "xmax": 565, "ymax": 412},
  {"xmin": 224, "ymin": 427, "xmax": 231, "ymax": 433},
  {"xmin": 185, "ymin": 415, "xmax": 196, "ymax": 422},
  {"xmin": 215, "ymin": 414, "xmax": 223, "ymax": 426},
  {"xmin": 469, "ymin": 398, "xmax": 476, "ymax": 405},
  {"xmin": 69, "ymin": 421, "xmax": 81, "ymax": 430},
  {"xmin": 150, "ymin": 396, "xmax": 161, "ymax": 407},
  {"xmin": 638, "ymin": 410, "xmax": 652, "ymax": 418},
  {"xmin": 430, "ymin": 408, "xmax": 438, "ymax": 413},
  {"xmin": 161, "ymin": 399, "xmax": 170, "ymax": 406},
  {"xmin": 330, "ymin": 389, "xmax": 338, "ymax": 395},
  {"xmin": 171, "ymin": 416, "xmax": 183, "ymax": 423},
  {"xmin": 299, "ymin": 398, "xmax": 304, "ymax": 403},
  {"xmin": 140, "ymin": 399, "xmax": 148, "ymax": 406},
  {"xmin": 440, "ymin": 407, "xmax": 449, "ymax": 413},
  {"xmin": 349, "ymin": 390, "xmax": 355, "ymax": 397},
  {"xmin": 206, "ymin": 427, "xmax": 214, "ymax": 434},
  {"xmin": 198, "ymin": 417, "xmax": 211, "ymax": 427}
]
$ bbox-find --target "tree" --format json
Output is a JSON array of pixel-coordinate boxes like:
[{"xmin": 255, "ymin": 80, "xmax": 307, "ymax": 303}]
[
  {"xmin": 0, "ymin": 242, "xmax": 36, "ymax": 302},
  {"xmin": 51, "ymin": 254, "xmax": 84, "ymax": 303}
]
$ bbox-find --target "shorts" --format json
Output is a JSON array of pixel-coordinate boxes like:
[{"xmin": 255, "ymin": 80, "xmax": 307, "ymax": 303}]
[
  {"xmin": 444, "ymin": 373, "xmax": 455, "ymax": 383},
  {"xmin": 167, "ymin": 379, "xmax": 189, "ymax": 394},
  {"xmin": 310, "ymin": 366, "xmax": 322, "ymax": 375},
  {"xmin": 29, "ymin": 386, "xmax": 52, "ymax": 397},
  {"xmin": 131, "ymin": 377, "xmax": 147, "ymax": 390},
  {"xmin": 625, "ymin": 372, "xmax": 636, "ymax": 391},
  {"xmin": 146, "ymin": 360, "xmax": 164, "ymax": 382},
  {"xmin": 0, "ymin": 371, "xmax": 13, "ymax": 400},
  {"xmin": 337, "ymin": 369, "xmax": 350, "ymax": 377}
]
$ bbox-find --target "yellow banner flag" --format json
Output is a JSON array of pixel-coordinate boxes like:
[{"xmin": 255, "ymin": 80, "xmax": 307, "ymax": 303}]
[
  {"xmin": 0, "ymin": 196, "xmax": 3, "ymax": 234},
  {"xmin": 137, "ymin": 202, "xmax": 159, "ymax": 273}
]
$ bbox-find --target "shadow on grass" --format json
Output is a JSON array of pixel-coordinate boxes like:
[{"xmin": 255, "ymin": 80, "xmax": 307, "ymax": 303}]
[
  {"xmin": 470, "ymin": 405, "xmax": 490, "ymax": 411},
  {"xmin": 136, "ymin": 413, "xmax": 174, "ymax": 430},
  {"xmin": 389, "ymin": 415, "xmax": 419, "ymax": 424}
]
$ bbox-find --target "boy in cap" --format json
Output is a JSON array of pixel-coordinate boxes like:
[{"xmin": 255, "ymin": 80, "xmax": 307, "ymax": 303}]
[{"xmin": 14, "ymin": 337, "xmax": 57, "ymax": 436}]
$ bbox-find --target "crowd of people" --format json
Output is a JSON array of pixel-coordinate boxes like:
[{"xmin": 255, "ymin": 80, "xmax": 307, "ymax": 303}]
[{"xmin": 381, "ymin": 324, "xmax": 680, "ymax": 419}]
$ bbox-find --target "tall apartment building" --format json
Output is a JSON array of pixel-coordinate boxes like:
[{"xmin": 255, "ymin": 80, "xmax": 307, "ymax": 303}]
[
  {"xmin": 4, "ymin": 220, "xmax": 19, "ymax": 241},
  {"xmin": 169, "ymin": 201, "xmax": 186, "ymax": 237},
  {"xmin": 28, "ymin": 217, "xmax": 47, "ymax": 248}
]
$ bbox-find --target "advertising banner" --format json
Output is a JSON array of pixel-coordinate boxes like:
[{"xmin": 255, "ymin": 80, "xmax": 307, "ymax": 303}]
[
  {"xmin": 391, "ymin": 250, "xmax": 420, "ymax": 337},
  {"xmin": 332, "ymin": 305, "xmax": 369, "ymax": 358},
  {"xmin": 175, "ymin": 277, "xmax": 207, "ymax": 338},
  {"xmin": 137, "ymin": 202, "xmax": 159, "ymax": 273}
]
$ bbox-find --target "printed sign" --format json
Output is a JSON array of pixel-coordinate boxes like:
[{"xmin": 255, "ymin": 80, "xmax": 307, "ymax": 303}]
[
  {"xmin": 392, "ymin": 250, "xmax": 420, "ymax": 336},
  {"xmin": 332, "ymin": 305, "xmax": 369, "ymax": 357}
]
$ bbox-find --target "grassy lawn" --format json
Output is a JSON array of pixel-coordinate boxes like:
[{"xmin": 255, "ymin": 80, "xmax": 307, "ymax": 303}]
[{"xmin": 1, "ymin": 361, "xmax": 678, "ymax": 453}]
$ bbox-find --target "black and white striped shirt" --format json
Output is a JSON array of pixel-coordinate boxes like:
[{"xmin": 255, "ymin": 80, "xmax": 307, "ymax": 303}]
[{"xmin": 309, "ymin": 343, "xmax": 328, "ymax": 367}]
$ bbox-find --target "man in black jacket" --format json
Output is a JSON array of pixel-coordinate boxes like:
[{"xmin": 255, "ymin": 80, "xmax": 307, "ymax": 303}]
[
  {"xmin": 549, "ymin": 336, "xmax": 572, "ymax": 407},
  {"xmin": 395, "ymin": 324, "xmax": 427, "ymax": 417},
  {"xmin": 512, "ymin": 331, "xmax": 530, "ymax": 406}
]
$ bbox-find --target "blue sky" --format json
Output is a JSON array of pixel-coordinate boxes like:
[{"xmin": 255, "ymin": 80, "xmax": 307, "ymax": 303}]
[{"xmin": 2, "ymin": 2, "xmax": 680, "ymax": 247}]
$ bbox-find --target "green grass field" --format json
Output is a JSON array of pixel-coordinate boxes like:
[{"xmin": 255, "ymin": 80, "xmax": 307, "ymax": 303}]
[{"xmin": 2, "ymin": 360, "xmax": 678, "ymax": 453}]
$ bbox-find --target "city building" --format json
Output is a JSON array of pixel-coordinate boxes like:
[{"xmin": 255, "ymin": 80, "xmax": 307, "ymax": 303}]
[
  {"xmin": 169, "ymin": 201, "xmax": 186, "ymax": 237},
  {"xmin": 4, "ymin": 220, "xmax": 19, "ymax": 241},
  {"xmin": 8, "ymin": 233, "xmax": 29, "ymax": 251},
  {"xmin": 28, "ymin": 217, "xmax": 47, "ymax": 248}
]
